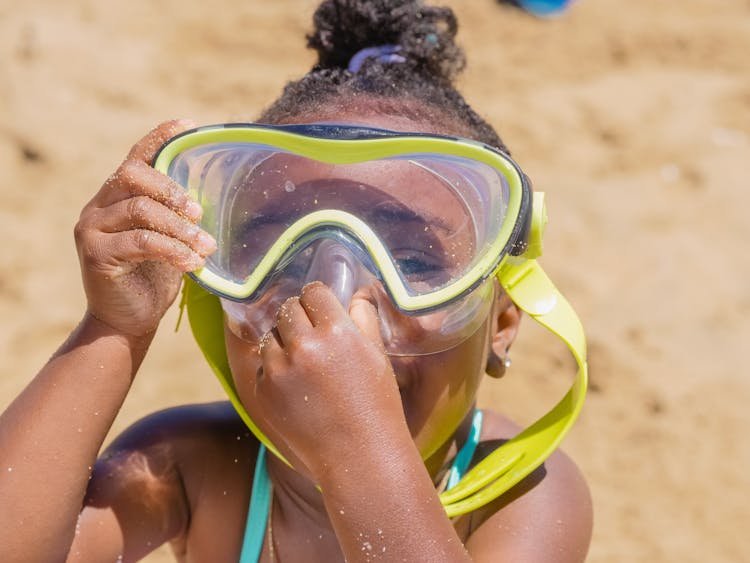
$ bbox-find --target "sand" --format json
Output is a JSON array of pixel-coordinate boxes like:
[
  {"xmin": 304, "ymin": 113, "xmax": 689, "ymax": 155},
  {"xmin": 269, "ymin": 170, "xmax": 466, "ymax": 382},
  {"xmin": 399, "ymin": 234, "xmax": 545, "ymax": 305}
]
[{"xmin": 1, "ymin": 0, "xmax": 748, "ymax": 561}]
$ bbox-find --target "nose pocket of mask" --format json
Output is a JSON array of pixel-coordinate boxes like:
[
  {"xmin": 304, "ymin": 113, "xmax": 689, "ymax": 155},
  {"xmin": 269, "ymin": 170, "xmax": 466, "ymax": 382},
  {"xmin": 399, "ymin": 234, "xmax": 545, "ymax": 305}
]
[{"xmin": 302, "ymin": 240, "xmax": 362, "ymax": 310}]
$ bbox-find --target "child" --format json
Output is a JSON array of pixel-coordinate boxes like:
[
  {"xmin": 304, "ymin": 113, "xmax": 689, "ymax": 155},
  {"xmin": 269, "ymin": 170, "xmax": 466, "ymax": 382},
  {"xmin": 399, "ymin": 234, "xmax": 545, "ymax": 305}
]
[{"xmin": 0, "ymin": 1, "xmax": 592, "ymax": 561}]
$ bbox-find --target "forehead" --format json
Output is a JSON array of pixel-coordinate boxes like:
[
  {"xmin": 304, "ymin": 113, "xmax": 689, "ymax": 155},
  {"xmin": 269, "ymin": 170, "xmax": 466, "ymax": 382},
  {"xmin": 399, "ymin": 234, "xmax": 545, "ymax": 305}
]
[
  {"xmin": 262, "ymin": 109, "xmax": 482, "ymax": 209},
  {"xmin": 237, "ymin": 150, "xmax": 470, "ymax": 232},
  {"xmin": 233, "ymin": 153, "xmax": 473, "ymax": 247},
  {"xmin": 255, "ymin": 111, "xmax": 478, "ymax": 225}
]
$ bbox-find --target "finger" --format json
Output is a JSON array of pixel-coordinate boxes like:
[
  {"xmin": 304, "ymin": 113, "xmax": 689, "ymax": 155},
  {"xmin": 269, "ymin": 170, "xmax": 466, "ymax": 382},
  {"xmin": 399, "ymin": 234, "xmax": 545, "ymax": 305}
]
[
  {"xmin": 259, "ymin": 327, "xmax": 286, "ymax": 368},
  {"xmin": 349, "ymin": 296, "xmax": 385, "ymax": 351},
  {"xmin": 298, "ymin": 282, "xmax": 349, "ymax": 328},
  {"xmin": 98, "ymin": 159, "xmax": 203, "ymax": 221},
  {"xmin": 274, "ymin": 296, "xmax": 314, "ymax": 346},
  {"xmin": 127, "ymin": 119, "xmax": 196, "ymax": 165},
  {"xmin": 95, "ymin": 196, "xmax": 216, "ymax": 256},
  {"xmin": 94, "ymin": 230, "xmax": 205, "ymax": 272}
]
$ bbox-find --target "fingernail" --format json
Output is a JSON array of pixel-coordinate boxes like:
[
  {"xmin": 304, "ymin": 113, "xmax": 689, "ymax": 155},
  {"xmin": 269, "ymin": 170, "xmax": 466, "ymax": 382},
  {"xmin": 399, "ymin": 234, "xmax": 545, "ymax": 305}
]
[
  {"xmin": 197, "ymin": 231, "xmax": 217, "ymax": 253},
  {"xmin": 187, "ymin": 255, "xmax": 205, "ymax": 272},
  {"xmin": 176, "ymin": 118, "xmax": 197, "ymax": 128},
  {"xmin": 186, "ymin": 200, "xmax": 203, "ymax": 220}
]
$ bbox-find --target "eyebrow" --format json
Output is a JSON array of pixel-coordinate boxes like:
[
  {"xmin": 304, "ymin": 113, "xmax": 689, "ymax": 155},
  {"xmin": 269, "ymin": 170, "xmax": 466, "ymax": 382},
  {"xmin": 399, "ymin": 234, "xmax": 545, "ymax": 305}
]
[
  {"xmin": 234, "ymin": 177, "xmax": 458, "ymax": 235},
  {"xmin": 369, "ymin": 204, "xmax": 455, "ymax": 235},
  {"xmin": 240, "ymin": 209, "xmax": 292, "ymax": 228},
  {"xmin": 242, "ymin": 197, "xmax": 455, "ymax": 235},
  {"xmin": 241, "ymin": 206, "xmax": 455, "ymax": 239},
  {"xmin": 230, "ymin": 205, "xmax": 296, "ymax": 245}
]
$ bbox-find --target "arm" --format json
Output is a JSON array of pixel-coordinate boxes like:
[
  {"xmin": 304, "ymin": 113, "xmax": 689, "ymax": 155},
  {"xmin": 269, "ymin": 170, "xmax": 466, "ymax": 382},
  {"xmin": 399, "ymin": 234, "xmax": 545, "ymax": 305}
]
[
  {"xmin": 250, "ymin": 283, "xmax": 472, "ymax": 562},
  {"xmin": 0, "ymin": 120, "xmax": 215, "ymax": 562},
  {"xmin": 0, "ymin": 317, "xmax": 153, "ymax": 562},
  {"xmin": 243, "ymin": 283, "xmax": 592, "ymax": 562},
  {"xmin": 317, "ymin": 427, "xmax": 472, "ymax": 562}
]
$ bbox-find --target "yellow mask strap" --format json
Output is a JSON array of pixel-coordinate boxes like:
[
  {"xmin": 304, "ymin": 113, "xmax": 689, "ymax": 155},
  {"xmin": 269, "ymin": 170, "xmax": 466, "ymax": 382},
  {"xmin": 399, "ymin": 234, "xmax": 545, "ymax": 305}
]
[
  {"xmin": 438, "ymin": 258, "xmax": 588, "ymax": 516},
  {"xmin": 181, "ymin": 187, "xmax": 587, "ymax": 517},
  {"xmin": 181, "ymin": 280, "xmax": 289, "ymax": 462}
]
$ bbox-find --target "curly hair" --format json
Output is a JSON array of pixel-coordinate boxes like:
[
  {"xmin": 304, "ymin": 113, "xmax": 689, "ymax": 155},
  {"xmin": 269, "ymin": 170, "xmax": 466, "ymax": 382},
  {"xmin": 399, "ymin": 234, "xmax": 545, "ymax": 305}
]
[{"xmin": 258, "ymin": 0, "xmax": 509, "ymax": 153}]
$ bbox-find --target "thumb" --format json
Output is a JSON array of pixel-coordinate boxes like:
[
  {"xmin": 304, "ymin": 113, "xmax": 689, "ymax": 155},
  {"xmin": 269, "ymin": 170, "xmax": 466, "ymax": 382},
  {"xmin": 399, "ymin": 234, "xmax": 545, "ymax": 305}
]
[{"xmin": 349, "ymin": 296, "xmax": 385, "ymax": 351}]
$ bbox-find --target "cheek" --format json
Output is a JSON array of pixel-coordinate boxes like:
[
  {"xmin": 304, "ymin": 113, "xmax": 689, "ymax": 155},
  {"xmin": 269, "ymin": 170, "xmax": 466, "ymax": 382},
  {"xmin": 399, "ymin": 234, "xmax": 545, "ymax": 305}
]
[
  {"xmin": 223, "ymin": 325, "xmax": 317, "ymax": 479},
  {"xmin": 401, "ymin": 317, "xmax": 491, "ymax": 456},
  {"xmin": 223, "ymin": 323, "xmax": 262, "ymax": 405}
]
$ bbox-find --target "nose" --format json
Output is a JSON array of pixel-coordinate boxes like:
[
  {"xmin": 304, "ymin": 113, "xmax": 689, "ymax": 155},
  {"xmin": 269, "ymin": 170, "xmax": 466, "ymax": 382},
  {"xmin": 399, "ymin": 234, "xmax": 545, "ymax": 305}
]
[{"xmin": 304, "ymin": 240, "xmax": 364, "ymax": 309}]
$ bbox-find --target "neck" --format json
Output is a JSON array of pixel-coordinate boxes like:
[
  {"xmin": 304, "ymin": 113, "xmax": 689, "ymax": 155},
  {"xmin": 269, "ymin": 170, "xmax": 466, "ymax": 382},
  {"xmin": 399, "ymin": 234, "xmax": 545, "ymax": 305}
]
[
  {"xmin": 265, "ymin": 405, "xmax": 479, "ymax": 521},
  {"xmin": 266, "ymin": 455, "xmax": 332, "ymax": 529}
]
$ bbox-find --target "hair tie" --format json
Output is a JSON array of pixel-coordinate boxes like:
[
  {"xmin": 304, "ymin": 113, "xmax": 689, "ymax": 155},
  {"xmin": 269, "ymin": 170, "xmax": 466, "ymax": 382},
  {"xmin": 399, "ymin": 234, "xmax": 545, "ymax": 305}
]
[{"xmin": 347, "ymin": 44, "xmax": 406, "ymax": 72}]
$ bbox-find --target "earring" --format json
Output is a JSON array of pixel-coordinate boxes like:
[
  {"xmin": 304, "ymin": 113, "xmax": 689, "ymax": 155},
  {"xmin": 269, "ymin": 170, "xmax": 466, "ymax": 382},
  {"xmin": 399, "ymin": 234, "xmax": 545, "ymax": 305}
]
[
  {"xmin": 486, "ymin": 352, "xmax": 508, "ymax": 379},
  {"xmin": 504, "ymin": 356, "xmax": 512, "ymax": 369}
]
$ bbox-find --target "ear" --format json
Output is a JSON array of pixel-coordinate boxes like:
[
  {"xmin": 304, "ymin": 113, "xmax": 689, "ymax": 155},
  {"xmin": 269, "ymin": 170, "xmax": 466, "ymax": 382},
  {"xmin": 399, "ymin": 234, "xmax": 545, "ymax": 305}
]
[{"xmin": 485, "ymin": 288, "xmax": 522, "ymax": 379}]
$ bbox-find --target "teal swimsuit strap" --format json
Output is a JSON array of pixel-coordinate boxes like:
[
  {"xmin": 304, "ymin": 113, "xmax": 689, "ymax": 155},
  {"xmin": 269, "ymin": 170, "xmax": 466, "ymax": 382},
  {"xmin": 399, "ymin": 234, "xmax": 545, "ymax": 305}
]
[
  {"xmin": 446, "ymin": 409, "xmax": 483, "ymax": 491},
  {"xmin": 240, "ymin": 444, "xmax": 272, "ymax": 563},
  {"xmin": 239, "ymin": 410, "xmax": 483, "ymax": 562}
]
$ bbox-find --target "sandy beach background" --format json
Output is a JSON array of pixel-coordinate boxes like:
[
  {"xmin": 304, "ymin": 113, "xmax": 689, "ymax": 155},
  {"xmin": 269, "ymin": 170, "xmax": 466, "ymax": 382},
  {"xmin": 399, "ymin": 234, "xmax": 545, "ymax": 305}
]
[{"xmin": 1, "ymin": 0, "xmax": 748, "ymax": 561}]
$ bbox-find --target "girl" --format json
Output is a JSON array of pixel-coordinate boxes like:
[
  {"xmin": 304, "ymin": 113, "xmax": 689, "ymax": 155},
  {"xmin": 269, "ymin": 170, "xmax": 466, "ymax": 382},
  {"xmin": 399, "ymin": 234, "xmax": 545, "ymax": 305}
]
[{"xmin": 0, "ymin": 1, "xmax": 592, "ymax": 561}]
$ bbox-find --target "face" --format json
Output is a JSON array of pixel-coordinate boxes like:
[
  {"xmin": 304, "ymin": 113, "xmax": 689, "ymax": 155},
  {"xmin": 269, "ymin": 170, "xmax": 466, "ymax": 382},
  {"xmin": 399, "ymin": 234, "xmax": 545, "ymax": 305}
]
[
  {"xmin": 219, "ymin": 150, "xmax": 484, "ymax": 350},
  {"xmin": 222, "ymin": 112, "xmax": 500, "ymax": 464}
]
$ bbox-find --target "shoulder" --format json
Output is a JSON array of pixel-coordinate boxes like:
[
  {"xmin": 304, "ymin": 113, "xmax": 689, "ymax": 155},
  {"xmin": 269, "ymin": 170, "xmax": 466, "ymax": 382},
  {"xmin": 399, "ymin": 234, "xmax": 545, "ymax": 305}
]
[
  {"xmin": 89, "ymin": 402, "xmax": 258, "ymax": 520},
  {"xmin": 90, "ymin": 401, "xmax": 255, "ymax": 495},
  {"xmin": 464, "ymin": 410, "xmax": 593, "ymax": 562},
  {"xmin": 77, "ymin": 402, "xmax": 259, "ymax": 559},
  {"xmin": 104, "ymin": 401, "xmax": 251, "ymax": 458},
  {"xmin": 103, "ymin": 401, "xmax": 249, "ymax": 451},
  {"xmin": 95, "ymin": 401, "xmax": 259, "ymax": 498}
]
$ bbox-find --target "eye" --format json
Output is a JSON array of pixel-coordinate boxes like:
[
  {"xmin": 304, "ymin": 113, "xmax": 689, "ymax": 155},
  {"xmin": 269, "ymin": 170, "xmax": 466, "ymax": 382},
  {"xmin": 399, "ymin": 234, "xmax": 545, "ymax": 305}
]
[
  {"xmin": 392, "ymin": 250, "xmax": 447, "ymax": 283},
  {"xmin": 397, "ymin": 257, "xmax": 438, "ymax": 275}
]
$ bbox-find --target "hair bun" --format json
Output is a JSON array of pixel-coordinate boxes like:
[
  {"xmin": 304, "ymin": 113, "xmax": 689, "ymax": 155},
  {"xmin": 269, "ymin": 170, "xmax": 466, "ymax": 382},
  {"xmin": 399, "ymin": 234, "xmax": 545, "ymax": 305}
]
[{"xmin": 307, "ymin": 0, "xmax": 465, "ymax": 84}]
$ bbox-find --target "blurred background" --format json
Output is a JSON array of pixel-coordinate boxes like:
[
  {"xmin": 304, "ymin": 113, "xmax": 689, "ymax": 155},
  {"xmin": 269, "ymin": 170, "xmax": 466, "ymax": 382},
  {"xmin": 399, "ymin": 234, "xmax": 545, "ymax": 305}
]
[{"xmin": 1, "ymin": 0, "xmax": 748, "ymax": 561}]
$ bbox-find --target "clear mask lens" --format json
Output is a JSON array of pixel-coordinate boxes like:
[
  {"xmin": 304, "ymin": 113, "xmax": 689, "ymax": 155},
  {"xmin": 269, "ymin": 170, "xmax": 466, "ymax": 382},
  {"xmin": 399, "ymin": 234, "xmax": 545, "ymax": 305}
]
[{"xmin": 168, "ymin": 142, "xmax": 512, "ymax": 303}]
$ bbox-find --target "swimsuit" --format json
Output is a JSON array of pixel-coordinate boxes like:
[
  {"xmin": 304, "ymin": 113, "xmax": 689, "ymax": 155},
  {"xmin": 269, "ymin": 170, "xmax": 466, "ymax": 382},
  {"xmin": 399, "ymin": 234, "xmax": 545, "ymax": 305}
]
[{"xmin": 239, "ymin": 409, "xmax": 484, "ymax": 563}]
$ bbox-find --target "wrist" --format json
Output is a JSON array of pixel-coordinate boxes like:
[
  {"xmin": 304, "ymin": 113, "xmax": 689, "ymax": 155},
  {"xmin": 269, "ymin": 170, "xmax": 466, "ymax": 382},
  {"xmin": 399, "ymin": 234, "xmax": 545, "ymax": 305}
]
[
  {"xmin": 315, "ymin": 427, "xmax": 472, "ymax": 563},
  {"xmin": 78, "ymin": 311, "xmax": 157, "ymax": 357},
  {"xmin": 312, "ymin": 418, "xmax": 417, "ymax": 487}
]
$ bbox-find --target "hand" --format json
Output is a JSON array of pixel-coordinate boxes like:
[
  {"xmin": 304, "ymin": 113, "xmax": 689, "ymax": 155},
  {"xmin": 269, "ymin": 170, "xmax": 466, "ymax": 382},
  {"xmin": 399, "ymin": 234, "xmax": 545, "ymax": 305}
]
[
  {"xmin": 74, "ymin": 120, "xmax": 216, "ymax": 337},
  {"xmin": 253, "ymin": 282, "xmax": 408, "ymax": 478}
]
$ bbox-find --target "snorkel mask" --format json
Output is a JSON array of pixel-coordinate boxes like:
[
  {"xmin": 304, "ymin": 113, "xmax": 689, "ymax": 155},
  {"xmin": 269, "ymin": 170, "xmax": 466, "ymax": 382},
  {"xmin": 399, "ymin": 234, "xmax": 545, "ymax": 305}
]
[{"xmin": 153, "ymin": 123, "xmax": 587, "ymax": 517}]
